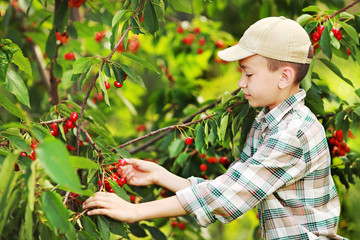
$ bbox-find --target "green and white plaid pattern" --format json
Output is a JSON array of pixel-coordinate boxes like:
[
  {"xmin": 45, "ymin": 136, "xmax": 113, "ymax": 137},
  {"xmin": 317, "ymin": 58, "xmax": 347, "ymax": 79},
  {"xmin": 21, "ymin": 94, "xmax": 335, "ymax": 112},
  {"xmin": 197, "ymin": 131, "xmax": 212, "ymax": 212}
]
[{"xmin": 176, "ymin": 90, "xmax": 346, "ymax": 240}]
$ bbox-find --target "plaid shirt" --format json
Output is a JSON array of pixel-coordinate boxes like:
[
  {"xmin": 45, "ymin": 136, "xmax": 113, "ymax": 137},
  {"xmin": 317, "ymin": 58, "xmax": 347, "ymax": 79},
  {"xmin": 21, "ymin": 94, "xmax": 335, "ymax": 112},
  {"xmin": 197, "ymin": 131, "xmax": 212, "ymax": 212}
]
[{"xmin": 176, "ymin": 90, "xmax": 346, "ymax": 240}]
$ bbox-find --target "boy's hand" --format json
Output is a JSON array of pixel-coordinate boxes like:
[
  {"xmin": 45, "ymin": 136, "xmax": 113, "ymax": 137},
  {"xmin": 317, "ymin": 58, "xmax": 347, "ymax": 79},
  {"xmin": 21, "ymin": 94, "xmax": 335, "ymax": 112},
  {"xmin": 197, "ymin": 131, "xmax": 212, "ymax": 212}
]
[
  {"xmin": 117, "ymin": 158, "xmax": 163, "ymax": 186},
  {"xmin": 83, "ymin": 192, "xmax": 138, "ymax": 223}
]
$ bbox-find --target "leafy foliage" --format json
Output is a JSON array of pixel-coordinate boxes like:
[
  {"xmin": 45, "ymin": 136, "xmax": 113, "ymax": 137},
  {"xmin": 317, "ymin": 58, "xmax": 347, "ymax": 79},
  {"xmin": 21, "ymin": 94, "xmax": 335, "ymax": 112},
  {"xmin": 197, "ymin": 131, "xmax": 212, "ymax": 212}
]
[{"xmin": 0, "ymin": 0, "xmax": 360, "ymax": 239}]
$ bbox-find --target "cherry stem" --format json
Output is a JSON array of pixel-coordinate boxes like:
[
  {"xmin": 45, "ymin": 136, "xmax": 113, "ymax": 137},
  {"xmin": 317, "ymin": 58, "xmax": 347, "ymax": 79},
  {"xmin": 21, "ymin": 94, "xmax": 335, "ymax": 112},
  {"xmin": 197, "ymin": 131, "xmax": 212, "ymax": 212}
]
[{"xmin": 75, "ymin": 0, "xmax": 147, "ymax": 157}]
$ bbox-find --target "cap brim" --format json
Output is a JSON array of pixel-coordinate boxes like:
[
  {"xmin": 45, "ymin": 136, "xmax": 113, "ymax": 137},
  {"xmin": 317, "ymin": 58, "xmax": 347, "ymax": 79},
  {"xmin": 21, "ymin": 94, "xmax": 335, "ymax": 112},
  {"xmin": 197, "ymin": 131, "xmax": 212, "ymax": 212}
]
[{"xmin": 217, "ymin": 44, "xmax": 255, "ymax": 62}]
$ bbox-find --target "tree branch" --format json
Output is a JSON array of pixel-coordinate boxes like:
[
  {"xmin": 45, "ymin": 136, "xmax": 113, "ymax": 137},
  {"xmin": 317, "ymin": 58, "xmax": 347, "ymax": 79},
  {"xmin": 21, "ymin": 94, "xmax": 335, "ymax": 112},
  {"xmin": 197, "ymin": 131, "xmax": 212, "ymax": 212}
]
[
  {"xmin": 328, "ymin": 0, "xmax": 360, "ymax": 19},
  {"xmin": 75, "ymin": 0, "xmax": 148, "ymax": 157}
]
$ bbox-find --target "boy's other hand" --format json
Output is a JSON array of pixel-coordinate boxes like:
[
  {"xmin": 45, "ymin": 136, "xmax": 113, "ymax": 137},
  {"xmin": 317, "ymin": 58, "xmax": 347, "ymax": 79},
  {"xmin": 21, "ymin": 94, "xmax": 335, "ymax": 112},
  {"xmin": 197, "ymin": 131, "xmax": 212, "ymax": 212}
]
[{"xmin": 83, "ymin": 192, "xmax": 138, "ymax": 223}]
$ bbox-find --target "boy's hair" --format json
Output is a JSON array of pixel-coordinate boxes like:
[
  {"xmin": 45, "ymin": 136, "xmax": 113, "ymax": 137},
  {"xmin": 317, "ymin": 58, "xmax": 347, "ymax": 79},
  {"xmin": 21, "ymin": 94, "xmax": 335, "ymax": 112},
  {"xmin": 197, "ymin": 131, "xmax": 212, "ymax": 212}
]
[{"xmin": 266, "ymin": 45, "xmax": 314, "ymax": 84}]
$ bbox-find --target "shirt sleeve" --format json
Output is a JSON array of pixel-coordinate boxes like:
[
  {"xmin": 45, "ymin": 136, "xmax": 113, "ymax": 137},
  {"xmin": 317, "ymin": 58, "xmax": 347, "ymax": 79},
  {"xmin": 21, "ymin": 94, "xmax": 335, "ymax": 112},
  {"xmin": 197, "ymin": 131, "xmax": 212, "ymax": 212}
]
[{"xmin": 176, "ymin": 129, "xmax": 306, "ymax": 227}]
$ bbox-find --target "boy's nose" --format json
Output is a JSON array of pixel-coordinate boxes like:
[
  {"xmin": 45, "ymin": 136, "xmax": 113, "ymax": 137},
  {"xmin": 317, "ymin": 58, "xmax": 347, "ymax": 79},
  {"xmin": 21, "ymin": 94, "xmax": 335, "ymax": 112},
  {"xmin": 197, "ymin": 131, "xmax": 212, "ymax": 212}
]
[{"xmin": 237, "ymin": 76, "xmax": 247, "ymax": 88}]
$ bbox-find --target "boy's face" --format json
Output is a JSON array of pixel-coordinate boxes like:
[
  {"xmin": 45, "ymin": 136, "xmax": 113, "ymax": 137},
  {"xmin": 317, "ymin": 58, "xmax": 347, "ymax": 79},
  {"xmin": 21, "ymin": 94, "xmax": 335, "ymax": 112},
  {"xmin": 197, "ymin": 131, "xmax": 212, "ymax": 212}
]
[{"xmin": 237, "ymin": 55, "xmax": 284, "ymax": 110}]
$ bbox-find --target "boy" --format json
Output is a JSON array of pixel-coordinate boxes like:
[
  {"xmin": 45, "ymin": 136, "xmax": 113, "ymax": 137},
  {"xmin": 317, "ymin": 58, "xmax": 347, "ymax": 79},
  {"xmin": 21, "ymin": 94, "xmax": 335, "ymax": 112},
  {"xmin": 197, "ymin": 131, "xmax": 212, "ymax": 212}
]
[{"xmin": 84, "ymin": 17, "xmax": 345, "ymax": 240}]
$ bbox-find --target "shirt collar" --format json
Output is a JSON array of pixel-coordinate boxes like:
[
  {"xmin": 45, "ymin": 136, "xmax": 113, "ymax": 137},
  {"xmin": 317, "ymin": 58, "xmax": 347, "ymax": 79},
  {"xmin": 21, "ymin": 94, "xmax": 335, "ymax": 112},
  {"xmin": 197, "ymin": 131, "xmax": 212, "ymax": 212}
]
[{"xmin": 256, "ymin": 89, "xmax": 306, "ymax": 130}]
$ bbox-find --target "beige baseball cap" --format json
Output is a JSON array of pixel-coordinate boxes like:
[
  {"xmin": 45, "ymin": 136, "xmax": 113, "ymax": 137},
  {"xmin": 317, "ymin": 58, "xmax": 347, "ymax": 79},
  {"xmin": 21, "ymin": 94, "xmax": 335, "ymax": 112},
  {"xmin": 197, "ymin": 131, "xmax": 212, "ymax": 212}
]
[{"xmin": 218, "ymin": 16, "xmax": 312, "ymax": 64}]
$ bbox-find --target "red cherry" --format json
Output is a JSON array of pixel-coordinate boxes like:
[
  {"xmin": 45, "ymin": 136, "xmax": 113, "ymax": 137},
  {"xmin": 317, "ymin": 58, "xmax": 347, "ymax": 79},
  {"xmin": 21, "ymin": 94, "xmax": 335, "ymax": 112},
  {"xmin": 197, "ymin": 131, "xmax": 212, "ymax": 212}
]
[
  {"xmin": 64, "ymin": 52, "xmax": 75, "ymax": 60},
  {"xmin": 50, "ymin": 123, "xmax": 58, "ymax": 130},
  {"xmin": 335, "ymin": 130, "xmax": 343, "ymax": 142},
  {"xmin": 176, "ymin": 26, "xmax": 184, "ymax": 34},
  {"xmin": 70, "ymin": 111, "xmax": 78, "ymax": 122},
  {"xmin": 178, "ymin": 222, "xmax": 186, "ymax": 230},
  {"xmin": 117, "ymin": 177, "xmax": 127, "ymax": 186},
  {"xmin": 14, "ymin": 163, "xmax": 20, "ymax": 171},
  {"xmin": 198, "ymin": 37, "xmax": 206, "ymax": 46},
  {"xmin": 317, "ymin": 25, "xmax": 325, "ymax": 34},
  {"xmin": 79, "ymin": 140, "xmax": 83, "ymax": 146},
  {"xmin": 65, "ymin": 120, "xmax": 75, "ymax": 129},
  {"xmin": 136, "ymin": 124, "xmax": 146, "ymax": 132},
  {"xmin": 347, "ymin": 48, "xmax": 351, "ymax": 55},
  {"xmin": 335, "ymin": 32, "xmax": 342, "ymax": 40},
  {"xmin": 97, "ymin": 180, "xmax": 102, "ymax": 186},
  {"xmin": 123, "ymin": 72, "xmax": 127, "ymax": 81},
  {"xmin": 94, "ymin": 31, "xmax": 105, "ymax": 43},
  {"xmin": 29, "ymin": 150, "xmax": 36, "ymax": 161},
  {"xmin": 67, "ymin": 144, "xmax": 76, "ymax": 151},
  {"xmin": 63, "ymin": 126, "xmax": 68, "ymax": 134},
  {"xmin": 197, "ymin": 48, "xmax": 204, "ymax": 54},
  {"xmin": 85, "ymin": 134, "xmax": 92, "ymax": 142},
  {"xmin": 199, "ymin": 163, "xmax": 207, "ymax": 172},
  {"xmin": 311, "ymin": 32, "xmax": 320, "ymax": 42},
  {"xmin": 130, "ymin": 195, "xmax": 136, "ymax": 203},
  {"xmin": 332, "ymin": 28, "xmax": 340, "ymax": 36},
  {"xmin": 110, "ymin": 173, "xmax": 119, "ymax": 181},
  {"xmin": 114, "ymin": 81, "xmax": 123, "ymax": 88},
  {"xmin": 105, "ymin": 81, "xmax": 110, "ymax": 90},
  {"xmin": 185, "ymin": 137, "xmax": 193, "ymax": 145},
  {"xmin": 215, "ymin": 39, "xmax": 225, "ymax": 48},
  {"xmin": 20, "ymin": 152, "xmax": 27, "ymax": 157},
  {"xmin": 50, "ymin": 129, "xmax": 59, "ymax": 136},
  {"xmin": 30, "ymin": 140, "xmax": 38, "ymax": 150},
  {"xmin": 128, "ymin": 39, "xmax": 140, "ymax": 53},
  {"xmin": 219, "ymin": 156, "xmax": 229, "ymax": 165},
  {"xmin": 117, "ymin": 159, "xmax": 126, "ymax": 167},
  {"xmin": 171, "ymin": 220, "xmax": 178, "ymax": 228},
  {"xmin": 194, "ymin": 27, "xmax": 201, "ymax": 34}
]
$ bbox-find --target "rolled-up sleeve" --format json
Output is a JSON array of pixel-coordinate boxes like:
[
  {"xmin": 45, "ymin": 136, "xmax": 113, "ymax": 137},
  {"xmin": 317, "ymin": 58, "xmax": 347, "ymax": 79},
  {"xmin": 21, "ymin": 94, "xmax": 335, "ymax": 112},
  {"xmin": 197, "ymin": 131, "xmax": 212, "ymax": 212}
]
[{"xmin": 176, "ymin": 130, "xmax": 305, "ymax": 227}]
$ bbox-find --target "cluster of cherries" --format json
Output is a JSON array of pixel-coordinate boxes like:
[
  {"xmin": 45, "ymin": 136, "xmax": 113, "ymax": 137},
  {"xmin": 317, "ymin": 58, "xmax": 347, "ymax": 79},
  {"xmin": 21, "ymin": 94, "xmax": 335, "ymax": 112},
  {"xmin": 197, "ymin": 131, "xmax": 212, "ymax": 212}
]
[
  {"xmin": 68, "ymin": 0, "xmax": 86, "ymax": 8},
  {"xmin": 104, "ymin": 72, "xmax": 127, "ymax": 89},
  {"xmin": 15, "ymin": 140, "xmax": 39, "ymax": 171},
  {"xmin": 98, "ymin": 159, "xmax": 128, "ymax": 192},
  {"xmin": 116, "ymin": 36, "xmax": 141, "ymax": 54},
  {"xmin": 311, "ymin": 25, "xmax": 343, "ymax": 51},
  {"xmin": 94, "ymin": 31, "xmax": 106, "ymax": 43},
  {"xmin": 329, "ymin": 129, "xmax": 353, "ymax": 157},
  {"xmin": 177, "ymin": 25, "xmax": 226, "ymax": 57},
  {"xmin": 170, "ymin": 219, "xmax": 186, "ymax": 230},
  {"xmin": 56, "ymin": 31, "xmax": 69, "ymax": 45}
]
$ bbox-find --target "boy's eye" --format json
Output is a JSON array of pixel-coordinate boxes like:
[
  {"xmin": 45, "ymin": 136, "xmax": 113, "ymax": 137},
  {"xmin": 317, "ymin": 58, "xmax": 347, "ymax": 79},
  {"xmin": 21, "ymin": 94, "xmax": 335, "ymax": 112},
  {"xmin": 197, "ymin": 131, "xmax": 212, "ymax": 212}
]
[{"xmin": 246, "ymin": 74, "xmax": 253, "ymax": 77}]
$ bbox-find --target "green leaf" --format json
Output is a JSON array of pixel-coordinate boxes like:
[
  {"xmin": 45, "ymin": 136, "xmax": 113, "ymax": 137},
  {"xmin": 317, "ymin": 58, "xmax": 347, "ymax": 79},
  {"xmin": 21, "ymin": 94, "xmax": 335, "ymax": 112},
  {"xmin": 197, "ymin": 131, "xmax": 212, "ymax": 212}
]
[
  {"xmin": 30, "ymin": 123, "xmax": 53, "ymax": 141},
  {"xmin": 174, "ymin": 152, "xmax": 189, "ymax": 167},
  {"xmin": 0, "ymin": 50, "xmax": 9, "ymax": 84},
  {"xmin": 104, "ymin": 63, "xmax": 111, "ymax": 78},
  {"xmin": 195, "ymin": 123, "xmax": 205, "ymax": 152},
  {"xmin": 119, "ymin": 64, "xmax": 146, "ymax": 88},
  {"xmin": 45, "ymin": 28, "xmax": 57, "ymax": 60},
  {"xmin": 110, "ymin": 22, "xmax": 120, "ymax": 50},
  {"xmin": 143, "ymin": 1, "xmax": 159, "ymax": 34},
  {"xmin": 98, "ymin": 70, "xmax": 111, "ymax": 107},
  {"xmin": 111, "ymin": 64, "xmax": 126, "ymax": 84},
  {"xmin": 319, "ymin": 58, "xmax": 354, "ymax": 88},
  {"xmin": 302, "ymin": 5, "xmax": 320, "ymax": 12},
  {"xmin": 69, "ymin": 156, "xmax": 99, "ymax": 169},
  {"xmin": 108, "ymin": 218, "xmax": 127, "ymax": 237},
  {"xmin": 107, "ymin": 179, "xmax": 130, "ymax": 202},
  {"xmin": 130, "ymin": 16, "xmax": 143, "ymax": 34},
  {"xmin": 355, "ymin": 88, "xmax": 360, "ymax": 98},
  {"xmin": 239, "ymin": 108, "xmax": 256, "ymax": 150},
  {"xmin": 37, "ymin": 138, "xmax": 90, "ymax": 195},
  {"xmin": 121, "ymin": 53, "xmax": 159, "ymax": 73},
  {"xmin": 82, "ymin": 216, "xmax": 100, "ymax": 239},
  {"xmin": 170, "ymin": 0, "xmax": 192, "ymax": 14},
  {"xmin": 219, "ymin": 113, "xmax": 229, "ymax": 142},
  {"xmin": 5, "ymin": 68, "xmax": 30, "ymax": 108},
  {"xmin": 112, "ymin": 10, "xmax": 127, "ymax": 27},
  {"xmin": 301, "ymin": 58, "xmax": 314, "ymax": 91},
  {"xmin": 73, "ymin": 57, "xmax": 94, "ymax": 74},
  {"xmin": 304, "ymin": 85, "xmax": 325, "ymax": 116},
  {"xmin": 339, "ymin": 21, "xmax": 359, "ymax": 44},
  {"xmin": 296, "ymin": 14, "xmax": 312, "ymax": 26},
  {"xmin": 168, "ymin": 139, "xmax": 185, "ymax": 158},
  {"xmin": 53, "ymin": 62, "xmax": 63, "ymax": 79},
  {"xmin": 41, "ymin": 191, "xmax": 76, "ymax": 239},
  {"xmin": 0, "ymin": 94, "xmax": 25, "ymax": 119},
  {"xmin": 13, "ymin": 49, "xmax": 32, "ymax": 77},
  {"xmin": 142, "ymin": 224, "xmax": 166, "ymax": 240},
  {"xmin": 53, "ymin": 0, "xmax": 69, "ymax": 33},
  {"xmin": 320, "ymin": 21, "xmax": 332, "ymax": 59},
  {"xmin": 97, "ymin": 216, "xmax": 110, "ymax": 240}
]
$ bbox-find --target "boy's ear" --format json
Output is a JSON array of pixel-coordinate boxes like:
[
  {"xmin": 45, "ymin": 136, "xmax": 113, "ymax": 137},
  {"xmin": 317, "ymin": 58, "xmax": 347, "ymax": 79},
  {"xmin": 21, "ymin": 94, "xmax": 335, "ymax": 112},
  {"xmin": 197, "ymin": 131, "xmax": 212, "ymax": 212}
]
[{"xmin": 278, "ymin": 66, "xmax": 295, "ymax": 89}]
